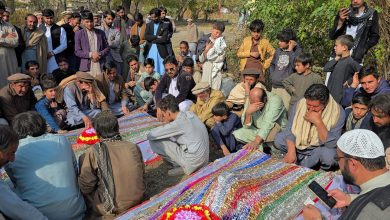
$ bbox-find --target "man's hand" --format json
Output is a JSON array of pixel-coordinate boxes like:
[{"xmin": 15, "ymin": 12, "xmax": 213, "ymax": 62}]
[
  {"xmin": 91, "ymin": 51, "xmax": 101, "ymax": 62},
  {"xmin": 139, "ymin": 104, "xmax": 148, "ymax": 112},
  {"xmin": 205, "ymin": 41, "xmax": 214, "ymax": 51},
  {"xmin": 283, "ymin": 152, "xmax": 297, "ymax": 163},
  {"xmin": 350, "ymin": 72, "xmax": 359, "ymax": 89},
  {"xmin": 47, "ymin": 51, "xmax": 54, "ymax": 59},
  {"xmin": 221, "ymin": 144, "xmax": 231, "ymax": 156},
  {"xmin": 287, "ymin": 40, "xmax": 297, "ymax": 52},
  {"xmin": 126, "ymin": 81, "xmax": 136, "ymax": 88},
  {"xmin": 304, "ymin": 110, "xmax": 322, "ymax": 125},
  {"xmin": 327, "ymin": 189, "xmax": 351, "ymax": 208},
  {"xmin": 82, "ymin": 116, "xmax": 92, "ymax": 128},
  {"xmin": 338, "ymin": 8, "xmax": 350, "ymax": 23},
  {"xmin": 156, "ymin": 108, "xmax": 164, "ymax": 122},
  {"xmin": 302, "ymin": 204, "xmax": 322, "ymax": 220},
  {"xmin": 246, "ymin": 102, "xmax": 264, "ymax": 115},
  {"xmin": 250, "ymin": 51, "xmax": 260, "ymax": 58},
  {"xmin": 243, "ymin": 81, "xmax": 251, "ymax": 96},
  {"xmin": 122, "ymin": 106, "xmax": 130, "ymax": 115},
  {"xmin": 57, "ymin": 129, "xmax": 68, "ymax": 134},
  {"xmin": 243, "ymin": 140, "xmax": 260, "ymax": 151}
]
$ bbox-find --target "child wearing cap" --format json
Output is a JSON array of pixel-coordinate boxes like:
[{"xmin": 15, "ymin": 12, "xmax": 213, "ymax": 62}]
[
  {"xmin": 211, "ymin": 102, "xmax": 243, "ymax": 156},
  {"xmin": 282, "ymin": 52, "xmax": 323, "ymax": 108},
  {"xmin": 35, "ymin": 78, "xmax": 68, "ymax": 134}
]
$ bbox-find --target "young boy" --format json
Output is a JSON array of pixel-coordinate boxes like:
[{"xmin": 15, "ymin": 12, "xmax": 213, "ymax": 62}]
[
  {"xmin": 52, "ymin": 57, "xmax": 76, "ymax": 84},
  {"xmin": 210, "ymin": 102, "xmax": 243, "ymax": 156},
  {"xmin": 35, "ymin": 78, "xmax": 68, "ymax": 133},
  {"xmin": 198, "ymin": 22, "xmax": 227, "ymax": 90},
  {"xmin": 344, "ymin": 93, "xmax": 372, "ymax": 131},
  {"xmin": 324, "ymin": 35, "xmax": 361, "ymax": 104},
  {"xmin": 135, "ymin": 58, "xmax": 160, "ymax": 106},
  {"xmin": 140, "ymin": 77, "xmax": 159, "ymax": 116},
  {"xmin": 182, "ymin": 57, "xmax": 201, "ymax": 84},
  {"xmin": 282, "ymin": 52, "xmax": 323, "ymax": 108}
]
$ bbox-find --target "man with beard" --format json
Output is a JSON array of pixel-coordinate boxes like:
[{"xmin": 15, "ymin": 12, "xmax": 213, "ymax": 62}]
[
  {"xmin": 369, "ymin": 94, "xmax": 390, "ymax": 149},
  {"xmin": 0, "ymin": 73, "xmax": 37, "ymax": 124},
  {"xmin": 3, "ymin": 9, "xmax": 25, "ymax": 72},
  {"xmin": 74, "ymin": 10, "xmax": 109, "ymax": 77},
  {"xmin": 144, "ymin": 8, "xmax": 170, "ymax": 75},
  {"xmin": 0, "ymin": 2, "xmax": 19, "ymax": 88},
  {"xmin": 302, "ymin": 129, "xmax": 390, "ymax": 220},
  {"xmin": 274, "ymin": 84, "xmax": 345, "ymax": 170},
  {"xmin": 159, "ymin": 6, "xmax": 174, "ymax": 56},
  {"xmin": 97, "ymin": 10, "xmax": 123, "ymax": 77},
  {"xmin": 329, "ymin": 0, "xmax": 380, "ymax": 64},
  {"xmin": 113, "ymin": 6, "xmax": 134, "ymax": 42},
  {"xmin": 226, "ymin": 68, "xmax": 266, "ymax": 117},
  {"xmin": 62, "ymin": 12, "xmax": 81, "ymax": 72},
  {"xmin": 21, "ymin": 14, "xmax": 48, "ymax": 73}
]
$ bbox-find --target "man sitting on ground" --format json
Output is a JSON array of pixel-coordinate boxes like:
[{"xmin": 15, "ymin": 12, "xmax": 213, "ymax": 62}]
[
  {"xmin": 147, "ymin": 95, "xmax": 209, "ymax": 176},
  {"xmin": 303, "ymin": 129, "xmax": 390, "ymax": 220},
  {"xmin": 226, "ymin": 68, "xmax": 266, "ymax": 117},
  {"xmin": 344, "ymin": 93, "xmax": 372, "ymax": 131},
  {"xmin": 0, "ymin": 73, "xmax": 37, "ymax": 124},
  {"xmin": 369, "ymin": 94, "xmax": 390, "ymax": 149},
  {"xmin": 58, "ymin": 72, "xmax": 109, "ymax": 128},
  {"xmin": 233, "ymin": 87, "xmax": 287, "ymax": 151},
  {"xmin": 155, "ymin": 56, "xmax": 196, "ymax": 111},
  {"xmin": 52, "ymin": 57, "xmax": 76, "ymax": 84},
  {"xmin": 274, "ymin": 84, "xmax": 345, "ymax": 170},
  {"xmin": 190, "ymin": 82, "xmax": 225, "ymax": 128},
  {"xmin": 79, "ymin": 112, "xmax": 145, "ymax": 218}
]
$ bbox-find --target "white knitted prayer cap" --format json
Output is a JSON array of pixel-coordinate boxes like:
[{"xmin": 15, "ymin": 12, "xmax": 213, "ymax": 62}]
[{"xmin": 337, "ymin": 129, "xmax": 385, "ymax": 159}]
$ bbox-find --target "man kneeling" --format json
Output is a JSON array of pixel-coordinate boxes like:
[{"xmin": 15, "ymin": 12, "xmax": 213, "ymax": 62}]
[
  {"xmin": 274, "ymin": 84, "xmax": 345, "ymax": 170},
  {"xmin": 147, "ymin": 95, "xmax": 209, "ymax": 176}
]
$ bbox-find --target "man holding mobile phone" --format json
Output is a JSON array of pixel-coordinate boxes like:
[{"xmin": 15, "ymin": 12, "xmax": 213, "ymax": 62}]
[
  {"xmin": 329, "ymin": 0, "xmax": 379, "ymax": 64},
  {"xmin": 303, "ymin": 129, "xmax": 390, "ymax": 220}
]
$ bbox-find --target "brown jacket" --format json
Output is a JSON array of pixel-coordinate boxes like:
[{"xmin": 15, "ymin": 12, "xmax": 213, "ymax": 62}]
[
  {"xmin": 237, "ymin": 36, "xmax": 275, "ymax": 71},
  {"xmin": 0, "ymin": 85, "xmax": 37, "ymax": 124},
  {"xmin": 190, "ymin": 89, "xmax": 225, "ymax": 128},
  {"xmin": 130, "ymin": 23, "xmax": 146, "ymax": 45},
  {"xmin": 78, "ymin": 141, "xmax": 145, "ymax": 219},
  {"xmin": 96, "ymin": 73, "xmax": 129, "ymax": 105}
]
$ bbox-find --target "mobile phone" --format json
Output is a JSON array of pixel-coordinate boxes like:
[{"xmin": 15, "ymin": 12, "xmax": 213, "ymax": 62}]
[{"xmin": 308, "ymin": 181, "xmax": 337, "ymax": 208}]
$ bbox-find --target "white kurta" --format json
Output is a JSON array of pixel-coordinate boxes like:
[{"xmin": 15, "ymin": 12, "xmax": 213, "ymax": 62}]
[
  {"xmin": 0, "ymin": 21, "xmax": 18, "ymax": 88},
  {"xmin": 44, "ymin": 24, "xmax": 67, "ymax": 73}
]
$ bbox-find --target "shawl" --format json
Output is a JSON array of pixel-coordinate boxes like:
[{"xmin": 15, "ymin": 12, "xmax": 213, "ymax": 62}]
[
  {"xmin": 347, "ymin": 4, "xmax": 375, "ymax": 52},
  {"xmin": 345, "ymin": 111, "xmax": 367, "ymax": 131},
  {"xmin": 292, "ymin": 96, "xmax": 340, "ymax": 150},
  {"xmin": 21, "ymin": 27, "xmax": 48, "ymax": 74},
  {"xmin": 130, "ymin": 23, "xmax": 146, "ymax": 45}
]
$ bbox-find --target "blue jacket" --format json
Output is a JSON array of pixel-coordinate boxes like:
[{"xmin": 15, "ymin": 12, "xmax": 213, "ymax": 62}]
[
  {"xmin": 35, "ymin": 97, "xmax": 61, "ymax": 132},
  {"xmin": 341, "ymin": 79, "xmax": 390, "ymax": 107}
]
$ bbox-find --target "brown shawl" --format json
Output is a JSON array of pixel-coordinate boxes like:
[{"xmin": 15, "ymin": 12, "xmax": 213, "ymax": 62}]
[
  {"xmin": 130, "ymin": 23, "xmax": 146, "ymax": 44},
  {"xmin": 21, "ymin": 26, "xmax": 48, "ymax": 74}
]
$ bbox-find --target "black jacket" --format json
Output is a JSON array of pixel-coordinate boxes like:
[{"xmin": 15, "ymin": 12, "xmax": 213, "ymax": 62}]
[
  {"xmin": 155, "ymin": 71, "xmax": 196, "ymax": 104},
  {"xmin": 144, "ymin": 21, "xmax": 170, "ymax": 59},
  {"xmin": 329, "ymin": 8, "xmax": 380, "ymax": 63}
]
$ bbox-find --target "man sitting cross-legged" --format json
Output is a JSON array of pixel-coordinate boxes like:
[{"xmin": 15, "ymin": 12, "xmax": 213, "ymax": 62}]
[
  {"xmin": 233, "ymin": 87, "xmax": 287, "ymax": 151},
  {"xmin": 274, "ymin": 84, "xmax": 346, "ymax": 170},
  {"xmin": 147, "ymin": 95, "xmax": 209, "ymax": 176}
]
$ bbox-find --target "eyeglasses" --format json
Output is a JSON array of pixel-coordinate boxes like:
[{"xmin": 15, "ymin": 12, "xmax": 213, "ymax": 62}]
[
  {"xmin": 334, "ymin": 156, "xmax": 354, "ymax": 162},
  {"xmin": 165, "ymin": 67, "xmax": 175, "ymax": 72}
]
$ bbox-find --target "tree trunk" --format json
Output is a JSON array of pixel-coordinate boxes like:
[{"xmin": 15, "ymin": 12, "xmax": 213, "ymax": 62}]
[
  {"xmin": 122, "ymin": 0, "xmax": 131, "ymax": 14},
  {"xmin": 5, "ymin": 0, "xmax": 15, "ymax": 12}
]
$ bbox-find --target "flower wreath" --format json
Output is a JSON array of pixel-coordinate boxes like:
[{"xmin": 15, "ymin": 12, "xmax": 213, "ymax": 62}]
[
  {"xmin": 76, "ymin": 127, "xmax": 100, "ymax": 145},
  {"xmin": 161, "ymin": 204, "xmax": 220, "ymax": 220}
]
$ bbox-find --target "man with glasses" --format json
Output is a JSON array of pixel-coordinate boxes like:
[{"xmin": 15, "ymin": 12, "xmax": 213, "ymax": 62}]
[
  {"xmin": 303, "ymin": 129, "xmax": 390, "ymax": 220},
  {"xmin": 0, "ymin": 73, "xmax": 37, "ymax": 124},
  {"xmin": 40, "ymin": 9, "xmax": 67, "ymax": 73},
  {"xmin": 155, "ymin": 56, "xmax": 195, "ymax": 112},
  {"xmin": 0, "ymin": 2, "xmax": 19, "ymax": 88}
]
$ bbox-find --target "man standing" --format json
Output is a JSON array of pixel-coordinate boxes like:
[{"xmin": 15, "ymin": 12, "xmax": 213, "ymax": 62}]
[
  {"xmin": 21, "ymin": 14, "xmax": 48, "ymax": 73},
  {"xmin": 303, "ymin": 129, "xmax": 390, "ymax": 220},
  {"xmin": 233, "ymin": 87, "xmax": 287, "ymax": 150},
  {"xmin": 0, "ymin": 73, "xmax": 37, "ymax": 124},
  {"xmin": 56, "ymin": 10, "xmax": 72, "ymax": 26},
  {"xmin": 0, "ymin": 2, "xmax": 19, "ymax": 88},
  {"xmin": 148, "ymin": 95, "xmax": 209, "ymax": 176},
  {"xmin": 329, "ymin": 0, "xmax": 380, "ymax": 63},
  {"xmin": 97, "ymin": 11, "xmax": 123, "ymax": 77},
  {"xmin": 155, "ymin": 56, "xmax": 195, "ymax": 111},
  {"xmin": 3, "ymin": 9, "xmax": 25, "ymax": 72},
  {"xmin": 74, "ymin": 10, "xmax": 109, "ymax": 77},
  {"xmin": 186, "ymin": 18, "xmax": 198, "ymax": 55},
  {"xmin": 274, "ymin": 84, "xmax": 345, "ymax": 170},
  {"xmin": 41, "ymin": 9, "xmax": 67, "ymax": 73},
  {"xmin": 144, "ymin": 8, "xmax": 170, "ymax": 75},
  {"xmin": 113, "ymin": 6, "xmax": 133, "ymax": 43},
  {"xmin": 159, "ymin": 6, "xmax": 174, "ymax": 56},
  {"xmin": 62, "ymin": 12, "xmax": 81, "ymax": 72}
]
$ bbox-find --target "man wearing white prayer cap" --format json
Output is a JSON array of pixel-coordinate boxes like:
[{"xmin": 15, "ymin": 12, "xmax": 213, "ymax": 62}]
[{"xmin": 303, "ymin": 129, "xmax": 390, "ymax": 220}]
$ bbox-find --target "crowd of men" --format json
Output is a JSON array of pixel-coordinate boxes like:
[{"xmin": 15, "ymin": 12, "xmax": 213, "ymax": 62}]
[{"xmin": 0, "ymin": 0, "xmax": 389, "ymax": 219}]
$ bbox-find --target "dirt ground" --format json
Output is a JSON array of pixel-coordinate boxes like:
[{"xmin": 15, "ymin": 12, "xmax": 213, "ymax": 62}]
[{"xmin": 142, "ymin": 23, "xmax": 238, "ymax": 200}]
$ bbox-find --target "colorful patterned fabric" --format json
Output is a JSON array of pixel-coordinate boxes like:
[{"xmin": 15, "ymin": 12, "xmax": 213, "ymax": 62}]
[
  {"xmin": 117, "ymin": 150, "xmax": 335, "ymax": 220},
  {"xmin": 63, "ymin": 112, "xmax": 162, "ymax": 164}
]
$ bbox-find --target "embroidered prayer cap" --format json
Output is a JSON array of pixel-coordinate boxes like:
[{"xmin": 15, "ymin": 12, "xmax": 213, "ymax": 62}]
[
  {"xmin": 61, "ymin": 10, "xmax": 72, "ymax": 16},
  {"xmin": 192, "ymin": 82, "xmax": 211, "ymax": 95},
  {"xmin": 187, "ymin": 18, "xmax": 193, "ymax": 22},
  {"xmin": 337, "ymin": 129, "xmax": 385, "ymax": 159},
  {"xmin": 241, "ymin": 68, "xmax": 261, "ymax": 76},
  {"xmin": 93, "ymin": 13, "xmax": 100, "ymax": 17},
  {"xmin": 76, "ymin": 72, "xmax": 95, "ymax": 83},
  {"xmin": 33, "ymin": 12, "xmax": 42, "ymax": 16},
  {"xmin": 7, "ymin": 73, "xmax": 31, "ymax": 83}
]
